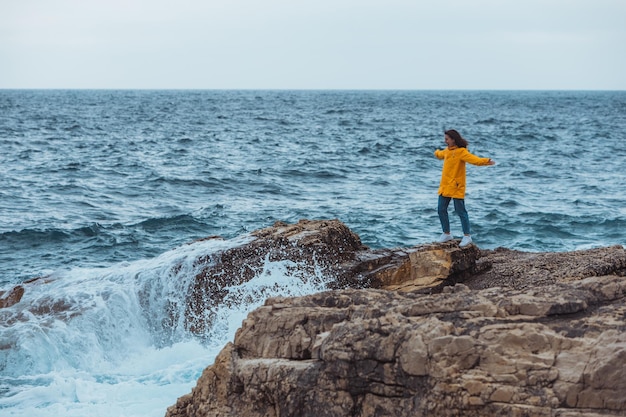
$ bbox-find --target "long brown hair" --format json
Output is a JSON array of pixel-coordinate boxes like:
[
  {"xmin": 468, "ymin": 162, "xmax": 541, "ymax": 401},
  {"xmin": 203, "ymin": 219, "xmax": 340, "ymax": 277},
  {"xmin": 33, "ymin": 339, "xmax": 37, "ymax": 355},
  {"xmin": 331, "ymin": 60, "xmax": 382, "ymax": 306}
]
[{"xmin": 445, "ymin": 129, "xmax": 468, "ymax": 148}]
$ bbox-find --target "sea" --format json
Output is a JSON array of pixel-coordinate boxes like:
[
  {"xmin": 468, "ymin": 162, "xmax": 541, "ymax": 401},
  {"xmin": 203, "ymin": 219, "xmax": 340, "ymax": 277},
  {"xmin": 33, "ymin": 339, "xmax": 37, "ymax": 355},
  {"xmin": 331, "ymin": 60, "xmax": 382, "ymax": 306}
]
[{"xmin": 1, "ymin": 89, "xmax": 625, "ymax": 416}]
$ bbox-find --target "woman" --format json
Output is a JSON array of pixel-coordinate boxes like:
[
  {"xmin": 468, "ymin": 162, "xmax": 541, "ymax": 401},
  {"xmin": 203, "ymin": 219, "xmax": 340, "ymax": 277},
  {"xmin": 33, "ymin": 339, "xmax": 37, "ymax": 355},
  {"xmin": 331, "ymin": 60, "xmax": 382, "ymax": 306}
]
[{"xmin": 435, "ymin": 129, "xmax": 495, "ymax": 247}]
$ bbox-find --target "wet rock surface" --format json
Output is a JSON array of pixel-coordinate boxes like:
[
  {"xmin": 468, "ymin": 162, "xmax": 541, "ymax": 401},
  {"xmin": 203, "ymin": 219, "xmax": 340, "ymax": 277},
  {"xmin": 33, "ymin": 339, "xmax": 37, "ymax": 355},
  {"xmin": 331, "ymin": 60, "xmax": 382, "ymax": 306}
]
[{"xmin": 182, "ymin": 219, "xmax": 482, "ymax": 333}]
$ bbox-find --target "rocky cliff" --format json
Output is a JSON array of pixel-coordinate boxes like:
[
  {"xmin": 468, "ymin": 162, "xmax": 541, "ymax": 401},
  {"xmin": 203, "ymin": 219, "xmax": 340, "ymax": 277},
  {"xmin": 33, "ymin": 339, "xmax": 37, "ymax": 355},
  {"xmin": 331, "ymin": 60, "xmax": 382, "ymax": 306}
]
[{"xmin": 165, "ymin": 220, "xmax": 626, "ymax": 417}]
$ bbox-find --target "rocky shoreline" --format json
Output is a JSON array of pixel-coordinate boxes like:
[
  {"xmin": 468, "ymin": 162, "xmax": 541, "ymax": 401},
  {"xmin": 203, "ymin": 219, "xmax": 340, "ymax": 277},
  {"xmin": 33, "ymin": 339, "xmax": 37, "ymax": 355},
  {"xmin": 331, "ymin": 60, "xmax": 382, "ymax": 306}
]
[
  {"xmin": 163, "ymin": 219, "xmax": 626, "ymax": 417},
  {"xmin": 3, "ymin": 219, "xmax": 624, "ymax": 416}
]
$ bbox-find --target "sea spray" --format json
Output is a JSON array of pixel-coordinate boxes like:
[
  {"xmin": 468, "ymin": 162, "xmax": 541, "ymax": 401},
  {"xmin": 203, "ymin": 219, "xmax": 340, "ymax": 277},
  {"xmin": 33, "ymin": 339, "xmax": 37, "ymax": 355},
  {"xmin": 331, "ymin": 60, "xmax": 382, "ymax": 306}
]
[
  {"xmin": 206, "ymin": 252, "xmax": 330, "ymax": 345},
  {"xmin": 0, "ymin": 234, "xmax": 332, "ymax": 417}
]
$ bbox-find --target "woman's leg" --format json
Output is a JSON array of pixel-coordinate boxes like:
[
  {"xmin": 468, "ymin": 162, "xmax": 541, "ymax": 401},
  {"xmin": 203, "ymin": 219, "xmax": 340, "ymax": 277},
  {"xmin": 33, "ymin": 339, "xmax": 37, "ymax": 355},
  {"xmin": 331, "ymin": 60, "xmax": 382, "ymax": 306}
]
[
  {"xmin": 438, "ymin": 195, "xmax": 451, "ymax": 233},
  {"xmin": 453, "ymin": 198, "xmax": 471, "ymax": 235}
]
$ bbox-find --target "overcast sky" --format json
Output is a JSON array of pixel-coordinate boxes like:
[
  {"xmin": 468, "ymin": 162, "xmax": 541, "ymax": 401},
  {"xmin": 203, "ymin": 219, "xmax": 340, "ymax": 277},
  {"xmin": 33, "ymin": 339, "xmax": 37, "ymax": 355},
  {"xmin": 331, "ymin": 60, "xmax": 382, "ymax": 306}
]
[{"xmin": 1, "ymin": 0, "xmax": 625, "ymax": 90}]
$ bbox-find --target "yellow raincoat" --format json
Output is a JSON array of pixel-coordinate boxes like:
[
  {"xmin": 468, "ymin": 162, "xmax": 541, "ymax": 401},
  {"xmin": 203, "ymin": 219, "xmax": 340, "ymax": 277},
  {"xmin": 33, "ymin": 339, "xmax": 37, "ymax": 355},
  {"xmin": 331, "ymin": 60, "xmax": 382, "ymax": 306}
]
[{"xmin": 434, "ymin": 146, "xmax": 491, "ymax": 199}]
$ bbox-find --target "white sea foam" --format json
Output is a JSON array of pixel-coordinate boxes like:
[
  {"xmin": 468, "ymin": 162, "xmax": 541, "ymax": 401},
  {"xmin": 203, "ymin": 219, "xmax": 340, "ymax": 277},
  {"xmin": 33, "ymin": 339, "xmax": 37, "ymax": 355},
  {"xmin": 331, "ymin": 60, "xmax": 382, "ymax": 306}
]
[{"xmin": 0, "ymin": 235, "xmax": 331, "ymax": 417}]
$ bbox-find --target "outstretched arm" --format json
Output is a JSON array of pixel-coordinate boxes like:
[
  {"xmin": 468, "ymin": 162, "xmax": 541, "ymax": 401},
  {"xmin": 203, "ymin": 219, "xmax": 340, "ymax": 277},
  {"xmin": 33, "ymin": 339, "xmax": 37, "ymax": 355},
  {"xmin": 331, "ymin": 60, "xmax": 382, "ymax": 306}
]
[{"xmin": 460, "ymin": 149, "xmax": 494, "ymax": 166}]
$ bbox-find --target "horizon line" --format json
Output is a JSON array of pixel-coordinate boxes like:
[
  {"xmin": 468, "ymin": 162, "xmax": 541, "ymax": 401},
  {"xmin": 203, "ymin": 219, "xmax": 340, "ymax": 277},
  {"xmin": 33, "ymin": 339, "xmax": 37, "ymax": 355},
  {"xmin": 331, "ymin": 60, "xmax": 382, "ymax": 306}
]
[{"xmin": 1, "ymin": 87, "xmax": 625, "ymax": 92}]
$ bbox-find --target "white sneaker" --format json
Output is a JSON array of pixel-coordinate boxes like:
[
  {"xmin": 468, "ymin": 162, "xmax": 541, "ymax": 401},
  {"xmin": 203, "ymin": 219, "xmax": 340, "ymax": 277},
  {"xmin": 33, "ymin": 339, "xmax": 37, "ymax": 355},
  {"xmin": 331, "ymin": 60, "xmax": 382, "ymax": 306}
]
[
  {"xmin": 437, "ymin": 233, "xmax": 453, "ymax": 243},
  {"xmin": 460, "ymin": 235, "xmax": 473, "ymax": 247}
]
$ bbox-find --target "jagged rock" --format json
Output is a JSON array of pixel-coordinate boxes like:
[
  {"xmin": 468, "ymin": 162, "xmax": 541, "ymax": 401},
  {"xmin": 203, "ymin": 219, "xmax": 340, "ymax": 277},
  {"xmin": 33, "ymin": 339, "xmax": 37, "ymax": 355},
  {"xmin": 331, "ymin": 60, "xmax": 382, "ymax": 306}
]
[
  {"xmin": 165, "ymin": 221, "xmax": 626, "ymax": 417},
  {"xmin": 182, "ymin": 219, "xmax": 482, "ymax": 333},
  {"xmin": 166, "ymin": 272, "xmax": 626, "ymax": 417}
]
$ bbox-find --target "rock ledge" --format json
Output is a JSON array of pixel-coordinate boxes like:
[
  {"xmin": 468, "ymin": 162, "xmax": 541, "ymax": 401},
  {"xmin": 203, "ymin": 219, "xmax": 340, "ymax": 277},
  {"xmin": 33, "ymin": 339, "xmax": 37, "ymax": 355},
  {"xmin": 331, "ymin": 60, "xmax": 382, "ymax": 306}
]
[{"xmin": 165, "ymin": 220, "xmax": 626, "ymax": 417}]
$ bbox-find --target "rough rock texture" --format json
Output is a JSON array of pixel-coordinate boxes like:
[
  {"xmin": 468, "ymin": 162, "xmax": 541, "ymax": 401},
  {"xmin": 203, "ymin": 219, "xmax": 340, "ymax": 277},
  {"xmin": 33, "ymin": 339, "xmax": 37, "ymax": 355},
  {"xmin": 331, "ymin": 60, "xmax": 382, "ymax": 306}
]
[
  {"xmin": 0, "ymin": 284, "xmax": 24, "ymax": 309},
  {"xmin": 0, "ymin": 276, "xmax": 49, "ymax": 309},
  {"xmin": 166, "ymin": 275, "xmax": 626, "ymax": 417},
  {"xmin": 181, "ymin": 219, "xmax": 482, "ymax": 333},
  {"xmin": 165, "ymin": 220, "xmax": 626, "ymax": 417},
  {"xmin": 467, "ymin": 246, "xmax": 626, "ymax": 290}
]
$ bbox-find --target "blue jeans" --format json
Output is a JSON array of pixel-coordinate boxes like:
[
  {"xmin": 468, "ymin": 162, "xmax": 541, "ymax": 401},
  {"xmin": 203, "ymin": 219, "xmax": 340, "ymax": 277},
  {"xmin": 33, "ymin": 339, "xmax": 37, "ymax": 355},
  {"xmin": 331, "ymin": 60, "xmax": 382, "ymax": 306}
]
[{"xmin": 438, "ymin": 195, "xmax": 471, "ymax": 235}]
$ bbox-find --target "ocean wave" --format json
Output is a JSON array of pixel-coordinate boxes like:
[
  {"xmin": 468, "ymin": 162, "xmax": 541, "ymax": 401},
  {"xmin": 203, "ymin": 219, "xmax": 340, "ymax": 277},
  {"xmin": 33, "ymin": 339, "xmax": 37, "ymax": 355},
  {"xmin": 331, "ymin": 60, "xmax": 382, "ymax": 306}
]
[
  {"xmin": 0, "ymin": 215, "xmax": 216, "ymax": 284},
  {"xmin": 0, "ymin": 229, "xmax": 336, "ymax": 416},
  {"xmin": 136, "ymin": 215, "xmax": 208, "ymax": 234},
  {"xmin": 0, "ymin": 216, "xmax": 214, "ymax": 245},
  {"xmin": 2, "ymin": 228, "xmax": 75, "ymax": 245},
  {"xmin": 147, "ymin": 176, "xmax": 232, "ymax": 188}
]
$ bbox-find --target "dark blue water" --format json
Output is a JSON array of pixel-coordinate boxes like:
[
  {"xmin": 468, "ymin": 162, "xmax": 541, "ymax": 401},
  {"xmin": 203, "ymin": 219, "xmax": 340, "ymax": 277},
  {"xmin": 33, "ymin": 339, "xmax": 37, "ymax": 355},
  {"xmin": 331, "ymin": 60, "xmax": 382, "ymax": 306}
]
[
  {"xmin": 2, "ymin": 90, "xmax": 625, "ymax": 286},
  {"xmin": 1, "ymin": 90, "xmax": 625, "ymax": 417}
]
